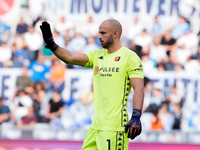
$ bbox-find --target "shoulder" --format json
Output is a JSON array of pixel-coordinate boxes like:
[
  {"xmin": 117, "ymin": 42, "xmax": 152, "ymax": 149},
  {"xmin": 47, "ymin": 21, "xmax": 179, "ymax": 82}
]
[
  {"xmin": 93, "ymin": 49, "xmax": 105, "ymax": 54},
  {"xmin": 21, "ymin": 116, "xmax": 26, "ymax": 120},
  {"xmin": 59, "ymin": 101, "xmax": 65, "ymax": 106},
  {"xmin": 122, "ymin": 47, "xmax": 139, "ymax": 58},
  {"xmin": 30, "ymin": 61, "xmax": 37, "ymax": 66},
  {"xmin": 49, "ymin": 99, "xmax": 53, "ymax": 104},
  {"xmin": 86, "ymin": 49, "xmax": 106, "ymax": 56}
]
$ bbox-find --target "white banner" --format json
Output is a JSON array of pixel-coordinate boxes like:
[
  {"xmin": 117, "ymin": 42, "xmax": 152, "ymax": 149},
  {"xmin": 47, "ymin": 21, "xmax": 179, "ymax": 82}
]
[
  {"xmin": 44, "ymin": 0, "xmax": 200, "ymax": 26},
  {"xmin": 0, "ymin": 68, "xmax": 94, "ymax": 103},
  {"xmin": 61, "ymin": 69, "xmax": 93, "ymax": 103},
  {"xmin": 0, "ymin": 68, "xmax": 22, "ymax": 101},
  {"xmin": 0, "ymin": 0, "xmax": 199, "ymax": 32},
  {"xmin": 147, "ymin": 71, "xmax": 200, "ymax": 107},
  {"xmin": 0, "ymin": 68, "xmax": 200, "ymax": 108}
]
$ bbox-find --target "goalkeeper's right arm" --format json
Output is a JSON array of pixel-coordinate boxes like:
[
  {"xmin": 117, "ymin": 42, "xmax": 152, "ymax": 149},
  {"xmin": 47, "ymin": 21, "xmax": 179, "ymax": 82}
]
[
  {"xmin": 40, "ymin": 21, "xmax": 89, "ymax": 66},
  {"xmin": 53, "ymin": 46, "xmax": 89, "ymax": 66}
]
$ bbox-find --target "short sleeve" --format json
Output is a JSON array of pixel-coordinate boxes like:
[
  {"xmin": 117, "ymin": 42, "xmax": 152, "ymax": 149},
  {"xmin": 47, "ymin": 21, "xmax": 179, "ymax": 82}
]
[
  {"xmin": 16, "ymin": 77, "xmax": 21, "ymax": 86},
  {"xmin": 29, "ymin": 78, "xmax": 34, "ymax": 87},
  {"xmin": 84, "ymin": 50, "xmax": 96, "ymax": 68},
  {"xmin": 49, "ymin": 99, "xmax": 53, "ymax": 105},
  {"xmin": 126, "ymin": 52, "xmax": 144, "ymax": 79},
  {"xmin": 59, "ymin": 101, "xmax": 65, "ymax": 107}
]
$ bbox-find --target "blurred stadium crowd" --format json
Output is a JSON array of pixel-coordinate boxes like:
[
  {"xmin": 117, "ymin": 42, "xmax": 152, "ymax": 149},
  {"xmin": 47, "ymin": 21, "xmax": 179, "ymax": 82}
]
[{"xmin": 0, "ymin": 0, "xmax": 200, "ymax": 141}]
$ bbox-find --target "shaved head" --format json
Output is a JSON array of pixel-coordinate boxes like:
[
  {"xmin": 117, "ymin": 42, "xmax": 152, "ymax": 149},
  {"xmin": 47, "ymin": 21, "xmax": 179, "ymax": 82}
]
[
  {"xmin": 101, "ymin": 19, "xmax": 122, "ymax": 38},
  {"xmin": 98, "ymin": 19, "xmax": 122, "ymax": 49}
]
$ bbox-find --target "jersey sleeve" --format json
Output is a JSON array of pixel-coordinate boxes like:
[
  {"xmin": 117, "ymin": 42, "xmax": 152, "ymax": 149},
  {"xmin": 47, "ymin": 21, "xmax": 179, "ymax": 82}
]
[
  {"xmin": 126, "ymin": 52, "xmax": 144, "ymax": 79},
  {"xmin": 84, "ymin": 50, "xmax": 96, "ymax": 68}
]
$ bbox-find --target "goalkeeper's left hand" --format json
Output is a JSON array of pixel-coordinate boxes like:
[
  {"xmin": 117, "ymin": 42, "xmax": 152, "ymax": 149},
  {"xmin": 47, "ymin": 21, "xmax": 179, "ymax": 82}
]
[{"xmin": 125, "ymin": 109, "xmax": 142, "ymax": 140}]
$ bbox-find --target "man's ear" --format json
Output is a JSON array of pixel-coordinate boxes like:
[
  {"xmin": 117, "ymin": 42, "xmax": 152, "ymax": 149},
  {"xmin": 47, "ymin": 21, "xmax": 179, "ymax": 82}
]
[{"xmin": 113, "ymin": 30, "xmax": 118, "ymax": 39}]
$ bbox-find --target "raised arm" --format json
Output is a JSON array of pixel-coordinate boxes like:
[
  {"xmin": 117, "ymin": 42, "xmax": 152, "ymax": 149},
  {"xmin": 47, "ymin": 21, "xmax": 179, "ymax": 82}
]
[
  {"xmin": 40, "ymin": 21, "xmax": 89, "ymax": 66},
  {"xmin": 53, "ymin": 46, "xmax": 88, "ymax": 66}
]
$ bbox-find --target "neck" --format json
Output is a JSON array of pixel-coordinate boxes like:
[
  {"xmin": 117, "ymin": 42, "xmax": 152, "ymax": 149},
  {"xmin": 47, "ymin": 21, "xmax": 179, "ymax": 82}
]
[
  {"xmin": 107, "ymin": 42, "xmax": 122, "ymax": 54},
  {"xmin": 27, "ymin": 113, "xmax": 32, "ymax": 117}
]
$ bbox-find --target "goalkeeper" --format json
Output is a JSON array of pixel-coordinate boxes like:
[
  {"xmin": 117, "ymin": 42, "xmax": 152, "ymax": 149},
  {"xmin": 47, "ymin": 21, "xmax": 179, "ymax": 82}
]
[{"xmin": 40, "ymin": 19, "xmax": 144, "ymax": 150}]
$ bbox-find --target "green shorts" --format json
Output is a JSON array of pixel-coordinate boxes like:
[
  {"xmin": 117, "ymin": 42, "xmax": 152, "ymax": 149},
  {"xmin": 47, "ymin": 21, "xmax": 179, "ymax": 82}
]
[{"xmin": 82, "ymin": 128, "xmax": 129, "ymax": 150}]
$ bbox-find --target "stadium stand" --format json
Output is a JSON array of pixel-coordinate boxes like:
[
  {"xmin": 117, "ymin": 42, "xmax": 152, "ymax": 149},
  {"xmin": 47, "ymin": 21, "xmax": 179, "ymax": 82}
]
[{"xmin": 0, "ymin": 0, "xmax": 199, "ymax": 144}]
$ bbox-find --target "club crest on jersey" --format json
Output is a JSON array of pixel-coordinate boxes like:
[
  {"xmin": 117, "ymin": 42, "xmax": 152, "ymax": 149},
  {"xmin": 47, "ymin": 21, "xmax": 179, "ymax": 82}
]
[{"xmin": 114, "ymin": 56, "xmax": 121, "ymax": 61}]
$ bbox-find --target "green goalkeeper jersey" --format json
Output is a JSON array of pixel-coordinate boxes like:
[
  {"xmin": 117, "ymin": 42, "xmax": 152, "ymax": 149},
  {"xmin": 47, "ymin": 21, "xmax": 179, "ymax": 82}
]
[{"xmin": 85, "ymin": 46, "xmax": 144, "ymax": 131}]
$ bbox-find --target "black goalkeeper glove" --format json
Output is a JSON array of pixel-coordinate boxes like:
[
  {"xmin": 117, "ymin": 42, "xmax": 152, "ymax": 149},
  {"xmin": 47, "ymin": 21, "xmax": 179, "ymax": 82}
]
[
  {"xmin": 125, "ymin": 109, "xmax": 142, "ymax": 140},
  {"xmin": 40, "ymin": 21, "xmax": 58, "ymax": 51}
]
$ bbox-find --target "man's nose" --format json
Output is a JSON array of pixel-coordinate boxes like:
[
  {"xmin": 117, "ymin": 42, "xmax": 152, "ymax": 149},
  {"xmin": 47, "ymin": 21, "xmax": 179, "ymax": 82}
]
[{"xmin": 97, "ymin": 33, "xmax": 101, "ymax": 39}]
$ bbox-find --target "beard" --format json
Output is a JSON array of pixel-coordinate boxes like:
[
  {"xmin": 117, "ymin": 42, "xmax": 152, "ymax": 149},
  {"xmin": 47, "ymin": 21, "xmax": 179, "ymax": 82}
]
[{"xmin": 101, "ymin": 34, "xmax": 114, "ymax": 49}]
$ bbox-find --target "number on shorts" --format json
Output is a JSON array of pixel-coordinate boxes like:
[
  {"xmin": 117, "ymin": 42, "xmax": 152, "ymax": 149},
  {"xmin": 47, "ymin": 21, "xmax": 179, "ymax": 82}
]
[{"xmin": 107, "ymin": 139, "xmax": 110, "ymax": 150}]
